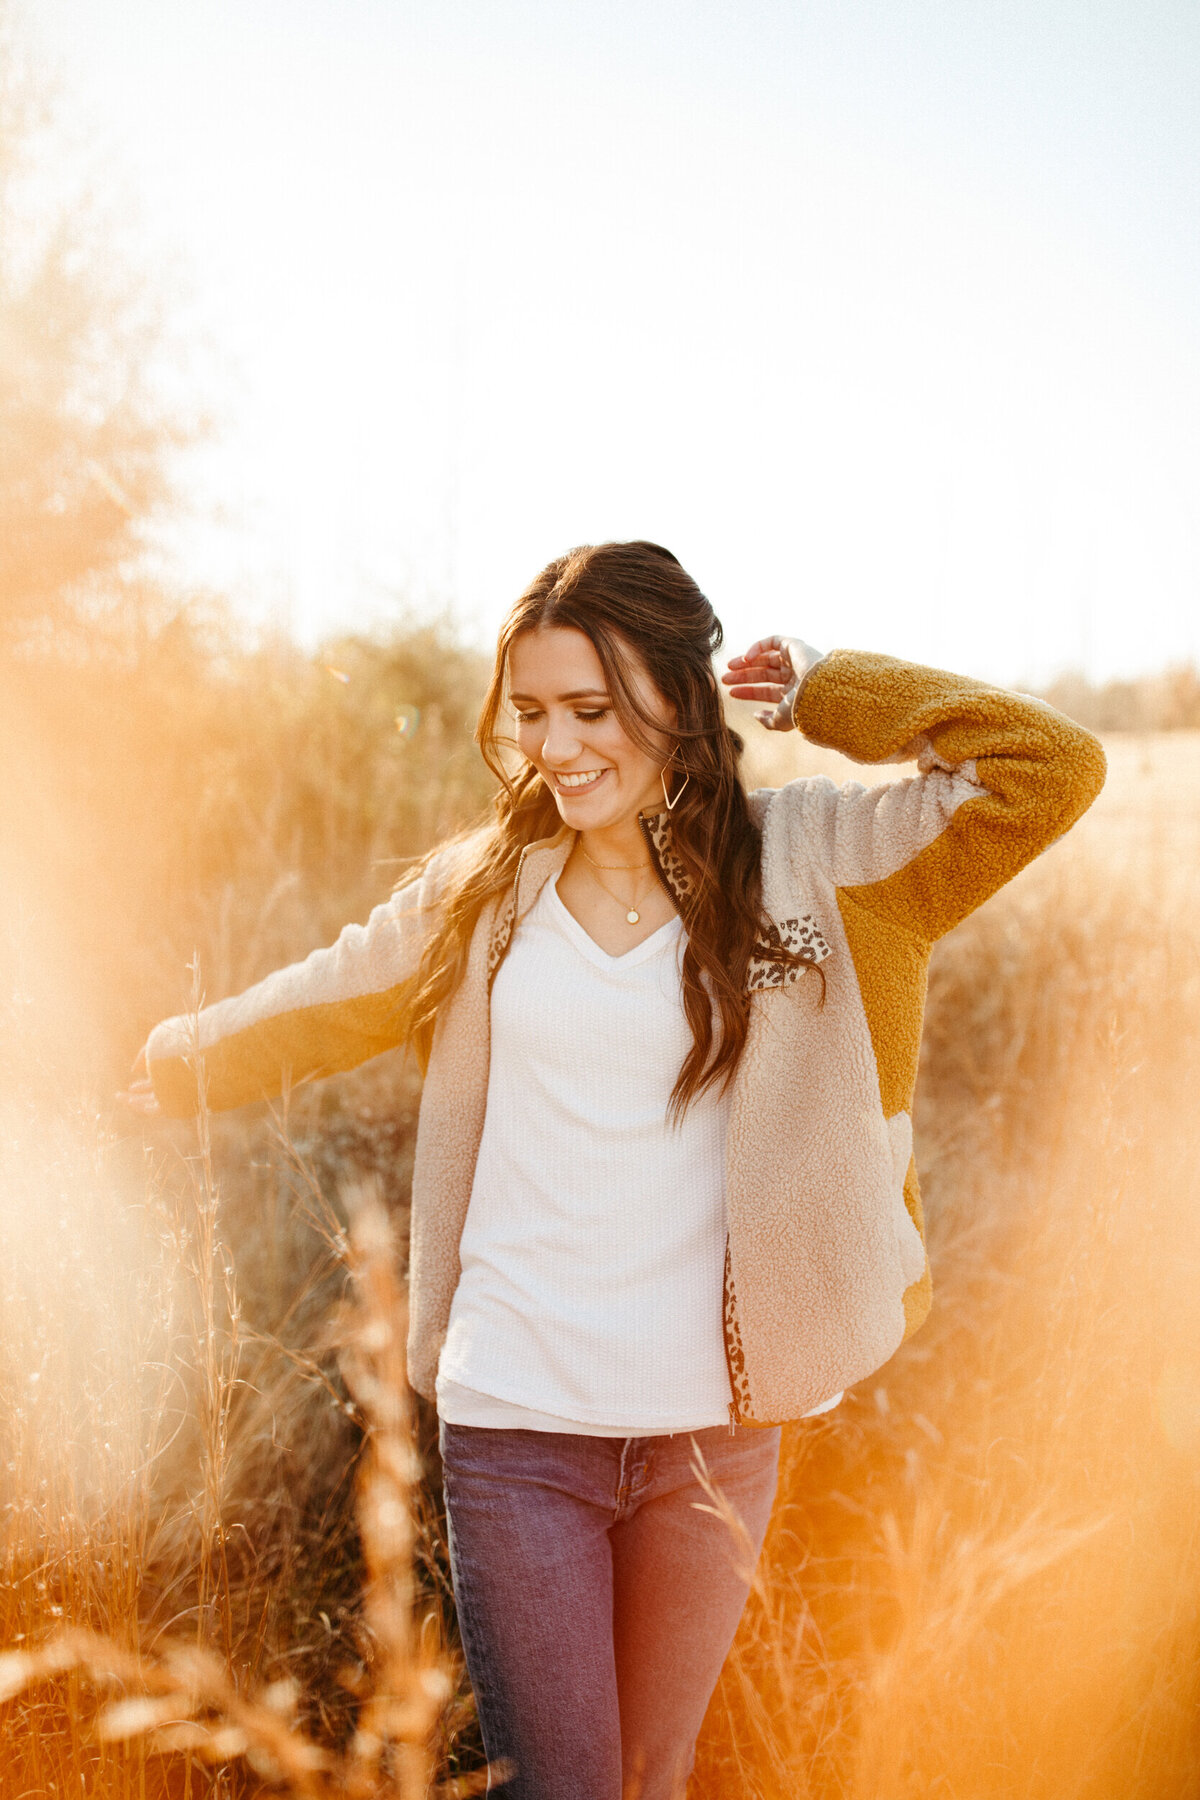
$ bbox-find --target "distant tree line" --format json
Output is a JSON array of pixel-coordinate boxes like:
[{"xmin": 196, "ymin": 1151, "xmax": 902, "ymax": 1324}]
[{"xmin": 1038, "ymin": 665, "xmax": 1200, "ymax": 733}]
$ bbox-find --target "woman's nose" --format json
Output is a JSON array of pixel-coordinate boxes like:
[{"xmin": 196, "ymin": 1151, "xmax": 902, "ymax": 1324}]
[{"xmin": 541, "ymin": 713, "xmax": 584, "ymax": 765}]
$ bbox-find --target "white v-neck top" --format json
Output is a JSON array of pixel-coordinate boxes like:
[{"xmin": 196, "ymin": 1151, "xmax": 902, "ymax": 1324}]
[{"xmin": 436, "ymin": 876, "xmax": 735, "ymax": 1433}]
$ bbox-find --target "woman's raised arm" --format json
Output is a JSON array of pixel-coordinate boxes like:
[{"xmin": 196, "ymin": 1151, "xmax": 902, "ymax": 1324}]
[{"xmin": 725, "ymin": 639, "xmax": 1106, "ymax": 944}]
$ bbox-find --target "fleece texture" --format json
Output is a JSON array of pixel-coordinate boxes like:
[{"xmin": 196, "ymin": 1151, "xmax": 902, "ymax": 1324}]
[{"xmin": 146, "ymin": 652, "xmax": 1106, "ymax": 1423}]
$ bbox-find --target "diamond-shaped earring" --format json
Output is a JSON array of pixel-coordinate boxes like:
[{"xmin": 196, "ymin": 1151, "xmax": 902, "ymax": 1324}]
[{"xmin": 661, "ymin": 765, "xmax": 690, "ymax": 811}]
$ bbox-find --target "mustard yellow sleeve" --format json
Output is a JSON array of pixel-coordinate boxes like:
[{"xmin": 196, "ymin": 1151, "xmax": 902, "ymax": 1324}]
[{"xmin": 792, "ymin": 650, "xmax": 1106, "ymax": 942}]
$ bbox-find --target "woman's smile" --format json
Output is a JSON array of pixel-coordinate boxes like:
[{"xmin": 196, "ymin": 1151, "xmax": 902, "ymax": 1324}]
[{"xmin": 555, "ymin": 768, "xmax": 609, "ymax": 790}]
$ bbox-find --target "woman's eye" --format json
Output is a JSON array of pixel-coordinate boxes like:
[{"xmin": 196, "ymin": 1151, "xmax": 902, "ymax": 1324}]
[
  {"xmin": 575, "ymin": 709, "xmax": 609, "ymax": 723},
  {"xmin": 515, "ymin": 711, "xmax": 543, "ymax": 726}
]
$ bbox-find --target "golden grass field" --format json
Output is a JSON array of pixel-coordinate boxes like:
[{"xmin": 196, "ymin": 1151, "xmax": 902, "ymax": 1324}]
[{"xmin": 2, "ymin": 638, "xmax": 1199, "ymax": 1798}]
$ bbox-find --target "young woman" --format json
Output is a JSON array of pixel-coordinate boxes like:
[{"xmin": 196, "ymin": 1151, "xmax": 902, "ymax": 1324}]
[{"xmin": 129, "ymin": 541, "xmax": 1105, "ymax": 1800}]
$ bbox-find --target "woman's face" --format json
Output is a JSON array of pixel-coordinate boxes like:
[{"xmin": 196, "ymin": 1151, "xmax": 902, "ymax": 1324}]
[{"xmin": 508, "ymin": 625, "xmax": 674, "ymax": 831}]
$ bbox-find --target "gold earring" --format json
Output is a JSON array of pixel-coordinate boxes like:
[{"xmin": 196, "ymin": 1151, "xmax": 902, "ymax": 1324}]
[{"xmin": 661, "ymin": 764, "xmax": 690, "ymax": 811}]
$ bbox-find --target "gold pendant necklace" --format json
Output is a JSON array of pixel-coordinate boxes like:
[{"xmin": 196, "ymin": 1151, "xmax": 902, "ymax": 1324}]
[{"xmin": 579, "ymin": 845, "xmax": 653, "ymax": 924}]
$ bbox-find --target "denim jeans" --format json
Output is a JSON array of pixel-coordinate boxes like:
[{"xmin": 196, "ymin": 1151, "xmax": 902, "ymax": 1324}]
[{"xmin": 439, "ymin": 1420, "xmax": 782, "ymax": 1800}]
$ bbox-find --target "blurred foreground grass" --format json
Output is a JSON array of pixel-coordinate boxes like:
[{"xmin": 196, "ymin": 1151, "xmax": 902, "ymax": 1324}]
[{"xmin": 2, "ymin": 627, "xmax": 1199, "ymax": 1796}]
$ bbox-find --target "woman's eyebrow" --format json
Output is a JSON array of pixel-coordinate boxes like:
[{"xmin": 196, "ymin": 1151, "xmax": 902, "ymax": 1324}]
[{"xmin": 509, "ymin": 688, "xmax": 611, "ymax": 703}]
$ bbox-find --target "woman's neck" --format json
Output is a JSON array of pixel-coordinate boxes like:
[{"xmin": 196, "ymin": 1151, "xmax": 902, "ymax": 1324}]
[{"xmin": 576, "ymin": 816, "xmax": 654, "ymax": 868}]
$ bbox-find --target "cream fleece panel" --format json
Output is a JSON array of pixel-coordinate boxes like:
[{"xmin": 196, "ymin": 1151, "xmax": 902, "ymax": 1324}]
[
  {"xmin": 406, "ymin": 897, "xmax": 497, "ymax": 1400},
  {"xmin": 148, "ymin": 877, "xmax": 426, "ymax": 1064},
  {"xmin": 723, "ymin": 880, "xmax": 910, "ymax": 1418},
  {"xmin": 513, "ymin": 837, "xmax": 575, "ymax": 929},
  {"xmin": 753, "ymin": 767, "xmax": 985, "ymax": 898}
]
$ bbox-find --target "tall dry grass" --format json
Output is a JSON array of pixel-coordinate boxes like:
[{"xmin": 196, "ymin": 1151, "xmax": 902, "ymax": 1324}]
[
  {"xmin": 0, "ymin": 1168, "xmax": 487, "ymax": 1797},
  {"xmin": 0, "ymin": 619, "xmax": 490, "ymax": 1794},
  {"xmin": 3, "ymin": 615, "xmax": 1200, "ymax": 1795}
]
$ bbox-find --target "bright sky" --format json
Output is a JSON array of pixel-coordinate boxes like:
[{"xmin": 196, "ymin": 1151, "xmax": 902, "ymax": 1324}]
[{"xmin": 26, "ymin": 0, "xmax": 1200, "ymax": 683}]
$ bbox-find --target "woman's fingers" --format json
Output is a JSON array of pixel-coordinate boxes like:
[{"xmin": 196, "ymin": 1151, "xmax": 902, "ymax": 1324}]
[
  {"xmin": 723, "ymin": 640, "xmax": 795, "ymax": 722},
  {"xmin": 118, "ymin": 1046, "xmax": 160, "ymax": 1114},
  {"xmin": 722, "ymin": 653, "xmax": 788, "ymax": 682},
  {"xmin": 722, "ymin": 640, "xmax": 796, "ymax": 694},
  {"xmin": 725, "ymin": 634, "xmax": 787, "ymax": 668},
  {"xmin": 724, "ymin": 658, "xmax": 785, "ymax": 678},
  {"xmin": 722, "ymin": 665, "xmax": 784, "ymax": 685},
  {"xmin": 723, "ymin": 658, "xmax": 788, "ymax": 684},
  {"xmin": 118, "ymin": 1075, "xmax": 161, "ymax": 1117},
  {"xmin": 723, "ymin": 681, "xmax": 789, "ymax": 703}
]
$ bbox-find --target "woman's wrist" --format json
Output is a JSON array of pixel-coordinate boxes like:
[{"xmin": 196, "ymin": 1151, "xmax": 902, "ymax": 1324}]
[
  {"xmin": 762, "ymin": 639, "xmax": 826, "ymax": 733},
  {"xmin": 785, "ymin": 640, "xmax": 827, "ymax": 728}
]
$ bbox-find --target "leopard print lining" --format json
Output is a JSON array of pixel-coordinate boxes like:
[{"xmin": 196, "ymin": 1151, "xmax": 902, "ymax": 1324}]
[
  {"xmin": 641, "ymin": 810, "xmax": 694, "ymax": 903},
  {"xmin": 746, "ymin": 914, "xmax": 832, "ymax": 991},
  {"xmin": 723, "ymin": 1243, "xmax": 755, "ymax": 1422},
  {"xmin": 723, "ymin": 1242, "xmax": 781, "ymax": 1425},
  {"xmin": 487, "ymin": 890, "xmax": 517, "ymax": 986}
]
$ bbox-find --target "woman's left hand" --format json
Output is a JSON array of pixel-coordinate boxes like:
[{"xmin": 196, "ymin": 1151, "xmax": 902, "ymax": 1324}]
[
  {"xmin": 117, "ymin": 1045, "xmax": 162, "ymax": 1117},
  {"xmin": 721, "ymin": 636, "xmax": 823, "ymax": 732}
]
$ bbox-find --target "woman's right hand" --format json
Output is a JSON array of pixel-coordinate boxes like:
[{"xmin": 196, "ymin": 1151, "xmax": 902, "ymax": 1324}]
[
  {"xmin": 118, "ymin": 1046, "xmax": 162, "ymax": 1117},
  {"xmin": 722, "ymin": 636, "xmax": 824, "ymax": 731}
]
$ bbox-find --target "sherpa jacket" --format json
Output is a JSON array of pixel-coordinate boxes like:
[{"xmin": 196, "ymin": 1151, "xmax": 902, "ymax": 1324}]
[{"xmin": 147, "ymin": 651, "xmax": 1106, "ymax": 1426}]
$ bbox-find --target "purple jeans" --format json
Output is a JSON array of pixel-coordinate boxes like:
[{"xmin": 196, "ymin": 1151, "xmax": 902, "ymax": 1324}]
[{"xmin": 439, "ymin": 1420, "xmax": 781, "ymax": 1800}]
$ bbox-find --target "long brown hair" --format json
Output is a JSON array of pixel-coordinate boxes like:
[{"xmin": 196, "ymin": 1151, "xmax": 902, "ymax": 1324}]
[{"xmin": 400, "ymin": 540, "xmax": 771, "ymax": 1113}]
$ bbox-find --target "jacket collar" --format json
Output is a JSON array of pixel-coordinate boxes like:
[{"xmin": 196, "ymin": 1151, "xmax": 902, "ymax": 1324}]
[{"xmin": 512, "ymin": 826, "xmax": 573, "ymax": 919}]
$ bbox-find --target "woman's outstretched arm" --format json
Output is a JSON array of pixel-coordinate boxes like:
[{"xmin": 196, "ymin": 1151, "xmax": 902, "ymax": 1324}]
[
  {"xmin": 725, "ymin": 637, "xmax": 1106, "ymax": 943},
  {"xmin": 134, "ymin": 840, "xmax": 471, "ymax": 1119}
]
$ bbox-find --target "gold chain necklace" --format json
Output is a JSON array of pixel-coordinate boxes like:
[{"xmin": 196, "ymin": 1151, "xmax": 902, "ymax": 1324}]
[
  {"xmin": 577, "ymin": 844, "xmax": 653, "ymax": 924},
  {"xmin": 579, "ymin": 843, "xmax": 648, "ymax": 873}
]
